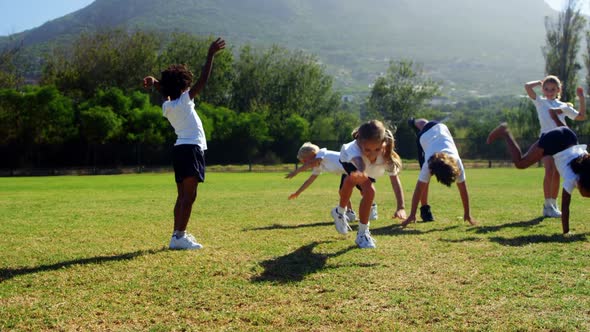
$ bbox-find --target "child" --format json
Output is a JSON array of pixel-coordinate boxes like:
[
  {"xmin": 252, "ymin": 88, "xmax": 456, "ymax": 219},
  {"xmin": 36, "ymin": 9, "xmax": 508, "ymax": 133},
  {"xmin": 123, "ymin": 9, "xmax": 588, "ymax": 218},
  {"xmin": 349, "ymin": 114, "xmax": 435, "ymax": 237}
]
[
  {"xmin": 332, "ymin": 120, "xmax": 406, "ymax": 249},
  {"xmin": 401, "ymin": 119, "xmax": 476, "ymax": 228},
  {"xmin": 487, "ymin": 123, "xmax": 590, "ymax": 235},
  {"xmin": 525, "ymin": 76, "xmax": 586, "ymax": 217},
  {"xmin": 286, "ymin": 142, "xmax": 362, "ymax": 222},
  {"xmin": 142, "ymin": 37, "xmax": 225, "ymax": 250}
]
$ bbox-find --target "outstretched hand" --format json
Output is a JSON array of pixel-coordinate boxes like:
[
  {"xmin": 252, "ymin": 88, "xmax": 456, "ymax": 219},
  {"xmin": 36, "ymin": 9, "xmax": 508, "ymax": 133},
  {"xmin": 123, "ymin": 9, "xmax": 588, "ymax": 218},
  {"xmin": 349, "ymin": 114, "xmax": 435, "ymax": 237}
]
[
  {"xmin": 208, "ymin": 38, "xmax": 226, "ymax": 57},
  {"xmin": 400, "ymin": 215, "xmax": 416, "ymax": 228},
  {"xmin": 576, "ymin": 86, "xmax": 585, "ymax": 98},
  {"xmin": 393, "ymin": 208, "xmax": 406, "ymax": 220}
]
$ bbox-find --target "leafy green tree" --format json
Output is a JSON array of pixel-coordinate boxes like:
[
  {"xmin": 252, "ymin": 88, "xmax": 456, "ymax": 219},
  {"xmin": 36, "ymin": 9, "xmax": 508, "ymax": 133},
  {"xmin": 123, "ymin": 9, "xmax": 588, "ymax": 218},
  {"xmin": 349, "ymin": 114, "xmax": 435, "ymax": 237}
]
[
  {"xmin": 0, "ymin": 86, "xmax": 76, "ymax": 145},
  {"xmin": 543, "ymin": 0, "xmax": 586, "ymax": 102},
  {"xmin": 0, "ymin": 44, "xmax": 24, "ymax": 89},
  {"xmin": 79, "ymin": 106, "xmax": 123, "ymax": 144},
  {"xmin": 158, "ymin": 33, "xmax": 234, "ymax": 106},
  {"xmin": 368, "ymin": 60, "xmax": 440, "ymax": 127},
  {"xmin": 42, "ymin": 29, "xmax": 160, "ymax": 98}
]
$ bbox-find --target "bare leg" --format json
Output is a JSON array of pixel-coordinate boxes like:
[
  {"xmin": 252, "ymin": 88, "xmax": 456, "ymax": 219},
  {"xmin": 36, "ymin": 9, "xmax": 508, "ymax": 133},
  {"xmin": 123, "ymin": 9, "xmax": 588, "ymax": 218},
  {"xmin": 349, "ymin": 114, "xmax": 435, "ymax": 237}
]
[
  {"xmin": 357, "ymin": 180, "xmax": 376, "ymax": 225},
  {"xmin": 174, "ymin": 176, "xmax": 198, "ymax": 232},
  {"xmin": 487, "ymin": 123, "xmax": 544, "ymax": 169}
]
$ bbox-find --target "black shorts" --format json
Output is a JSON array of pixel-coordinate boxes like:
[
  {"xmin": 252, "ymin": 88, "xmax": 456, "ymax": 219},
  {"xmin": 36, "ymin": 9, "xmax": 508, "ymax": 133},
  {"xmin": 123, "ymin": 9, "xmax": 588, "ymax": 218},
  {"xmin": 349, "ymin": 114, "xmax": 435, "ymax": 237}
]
[
  {"xmin": 173, "ymin": 144, "xmax": 206, "ymax": 183},
  {"xmin": 538, "ymin": 127, "xmax": 578, "ymax": 156},
  {"xmin": 339, "ymin": 161, "xmax": 375, "ymax": 191}
]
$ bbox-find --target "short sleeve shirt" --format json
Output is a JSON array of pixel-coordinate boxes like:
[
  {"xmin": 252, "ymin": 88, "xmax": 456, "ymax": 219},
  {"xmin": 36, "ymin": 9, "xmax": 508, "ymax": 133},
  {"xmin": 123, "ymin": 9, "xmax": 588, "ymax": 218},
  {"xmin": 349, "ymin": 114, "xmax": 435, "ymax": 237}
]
[
  {"xmin": 311, "ymin": 149, "xmax": 345, "ymax": 175},
  {"xmin": 163, "ymin": 90, "xmax": 207, "ymax": 149},
  {"xmin": 533, "ymin": 96, "xmax": 579, "ymax": 134},
  {"xmin": 553, "ymin": 144, "xmax": 588, "ymax": 194},
  {"xmin": 339, "ymin": 141, "xmax": 400, "ymax": 178},
  {"xmin": 417, "ymin": 123, "xmax": 465, "ymax": 183}
]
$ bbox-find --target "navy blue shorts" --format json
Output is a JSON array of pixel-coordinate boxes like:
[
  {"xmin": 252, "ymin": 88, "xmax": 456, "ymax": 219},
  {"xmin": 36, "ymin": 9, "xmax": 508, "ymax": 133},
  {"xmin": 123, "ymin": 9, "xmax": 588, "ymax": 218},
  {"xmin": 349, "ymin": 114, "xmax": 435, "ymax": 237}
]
[
  {"xmin": 173, "ymin": 144, "xmax": 206, "ymax": 183},
  {"xmin": 339, "ymin": 161, "xmax": 375, "ymax": 190},
  {"xmin": 538, "ymin": 127, "xmax": 578, "ymax": 156}
]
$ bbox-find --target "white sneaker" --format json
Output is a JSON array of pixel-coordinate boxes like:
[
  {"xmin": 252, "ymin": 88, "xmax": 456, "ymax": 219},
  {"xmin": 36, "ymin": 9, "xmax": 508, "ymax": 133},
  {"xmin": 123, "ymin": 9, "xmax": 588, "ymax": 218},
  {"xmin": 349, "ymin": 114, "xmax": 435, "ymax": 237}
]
[
  {"xmin": 355, "ymin": 231, "xmax": 376, "ymax": 249},
  {"xmin": 543, "ymin": 205, "xmax": 562, "ymax": 218},
  {"xmin": 331, "ymin": 207, "xmax": 352, "ymax": 234},
  {"xmin": 346, "ymin": 209, "xmax": 357, "ymax": 222},
  {"xmin": 169, "ymin": 233, "xmax": 203, "ymax": 250},
  {"xmin": 369, "ymin": 203, "xmax": 378, "ymax": 221}
]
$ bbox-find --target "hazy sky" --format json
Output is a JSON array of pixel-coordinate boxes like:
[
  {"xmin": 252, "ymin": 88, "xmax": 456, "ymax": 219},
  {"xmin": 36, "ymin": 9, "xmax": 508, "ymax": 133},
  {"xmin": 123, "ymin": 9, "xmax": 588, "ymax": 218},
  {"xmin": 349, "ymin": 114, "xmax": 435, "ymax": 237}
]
[
  {"xmin": 0, "ymin": 0, "xmax": 94, "ymax": 36},
  {"xmin": 0, "ymin": 0, "xmax": 588, "ymax": 37}
]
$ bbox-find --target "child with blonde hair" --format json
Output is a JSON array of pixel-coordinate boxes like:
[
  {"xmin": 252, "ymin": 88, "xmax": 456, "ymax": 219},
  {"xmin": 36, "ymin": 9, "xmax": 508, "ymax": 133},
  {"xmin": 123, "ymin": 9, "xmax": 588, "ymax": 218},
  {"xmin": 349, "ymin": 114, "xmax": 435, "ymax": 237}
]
[
  {"xmin": 286, "ymin": 142, "xmax": 360, "ymax": 221},
  {"xmin": 402, "ymin": 119, "xmax": 476, "ymax": 228},
  {"xmin": 332, "ymin": 120, "xmax": 406, "ymax": 249},
  {"xmin": 525, "ymin": 75, "xmax": 586, "ymax": 217}
]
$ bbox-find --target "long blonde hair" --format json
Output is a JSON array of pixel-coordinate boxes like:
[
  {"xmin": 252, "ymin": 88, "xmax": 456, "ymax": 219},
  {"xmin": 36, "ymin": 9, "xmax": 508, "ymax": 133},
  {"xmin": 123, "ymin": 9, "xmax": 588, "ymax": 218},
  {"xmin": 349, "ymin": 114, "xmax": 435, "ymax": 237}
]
[{"xmin": 352, "ymin": 120, "xmax": 402, "ymax": 172}]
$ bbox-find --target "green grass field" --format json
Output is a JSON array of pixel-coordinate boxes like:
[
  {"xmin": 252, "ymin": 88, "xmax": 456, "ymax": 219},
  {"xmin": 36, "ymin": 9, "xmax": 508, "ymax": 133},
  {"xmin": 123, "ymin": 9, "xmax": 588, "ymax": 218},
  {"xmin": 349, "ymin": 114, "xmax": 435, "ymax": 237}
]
[{"xmin": 1, "ymin": 168, "xmax": 589, "ymax": 331}]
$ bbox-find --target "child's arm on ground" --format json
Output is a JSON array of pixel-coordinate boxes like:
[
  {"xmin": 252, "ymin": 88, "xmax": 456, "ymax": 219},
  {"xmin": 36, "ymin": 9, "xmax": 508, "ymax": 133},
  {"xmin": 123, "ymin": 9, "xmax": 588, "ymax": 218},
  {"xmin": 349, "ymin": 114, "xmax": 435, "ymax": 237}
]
[
  {"xmin": 575, "ymin": 87, "xmax": 586, "ymax": 121},
  {"xmin": 389, "ymin": 174, "xmax": 406, "ymax": 219},
  {"xmin": 525, "ymin": 80, "xmax": 541, "ymax": 100},
  {"xmin": 285, "ymin": 158, "xmax": 321, "ymax": 179},
  {"xmin": 560, "ymin": 189, "xmax": 571, "ymax": 234},
  {"xmin": 288, "ymin": 174, "xmax": 318, "ymax": 200},
  {"xmin": 401, "ymin": 181, "xmax": 427, "ymax": 227},
  {"xmin": 143, "ymin": 76, "xmax": 161, "ymax": 93},
  {"xmin": 189, "ymin": 38, "xmax": 225, "ymax": 100},
  {"xmin": 457, "ymin": 181, "xmax": 476, "ymax": 225}
]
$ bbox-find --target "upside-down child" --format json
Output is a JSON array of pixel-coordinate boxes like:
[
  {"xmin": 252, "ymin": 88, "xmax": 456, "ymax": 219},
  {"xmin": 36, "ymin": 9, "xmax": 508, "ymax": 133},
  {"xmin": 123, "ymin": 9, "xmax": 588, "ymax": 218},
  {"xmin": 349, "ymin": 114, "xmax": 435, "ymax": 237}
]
[
  {"xmin": 286, "ymin": 142, "xmax": 380, "ymax": 221},
  {"xmin": 401, "ymin": 119, "xmax": 476, "ymax": 228},
  {"xmin": 332, "ymin": 120, "xmax": 406, "ymax": 249},
  {"xmin": 525, "ymin": 76, "xmax": 586, "ymax": 217},
  {"xmin": 487, "ymin": 123, "xmax": 590, "ymax": 234},
  {"xmin": 142, "ymin": 38, "xmax": 225, "ymax": 250}
]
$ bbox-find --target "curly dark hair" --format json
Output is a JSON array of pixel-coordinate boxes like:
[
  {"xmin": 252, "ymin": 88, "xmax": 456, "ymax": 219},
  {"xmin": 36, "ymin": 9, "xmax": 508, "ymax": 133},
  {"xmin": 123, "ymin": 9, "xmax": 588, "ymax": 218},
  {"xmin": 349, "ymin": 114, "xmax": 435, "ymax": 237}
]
[
  {"xmin": 428, "ymin": 152, "xmax": 460, "ymax": 187},
  {"xmin": 570, "ymin": 154, "xmax": 590, "ymax": 192},
  {"xmin": 159, "ymin": 64, "xmax": 193, "ymax": 100}
]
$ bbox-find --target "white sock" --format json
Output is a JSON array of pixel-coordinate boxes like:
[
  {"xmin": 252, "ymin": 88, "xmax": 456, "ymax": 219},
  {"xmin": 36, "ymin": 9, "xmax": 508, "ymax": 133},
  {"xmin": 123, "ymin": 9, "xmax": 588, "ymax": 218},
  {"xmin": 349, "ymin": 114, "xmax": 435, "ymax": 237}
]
[
  {"xmin": 174, "ymin": 230, "xmax": 185, "ymax": 239},
  {"xmin": 358, "ymin": 222, "xmax": 369, "ymax": 234},
  {"xmin": 545, "ymin": 198, "xmax": 556, "ymax": 207},
  {"xmin": 337, "ymin": 206, "xmax": 346, "ymax": 214}
]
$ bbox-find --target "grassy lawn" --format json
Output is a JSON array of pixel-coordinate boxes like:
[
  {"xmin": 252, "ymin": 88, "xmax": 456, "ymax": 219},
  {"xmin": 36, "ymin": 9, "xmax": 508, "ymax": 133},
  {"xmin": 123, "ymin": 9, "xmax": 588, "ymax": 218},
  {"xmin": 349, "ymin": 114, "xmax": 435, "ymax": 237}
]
[{"xmin": 1, "ymin": 168, "xmax": 589, "ymax": 331}]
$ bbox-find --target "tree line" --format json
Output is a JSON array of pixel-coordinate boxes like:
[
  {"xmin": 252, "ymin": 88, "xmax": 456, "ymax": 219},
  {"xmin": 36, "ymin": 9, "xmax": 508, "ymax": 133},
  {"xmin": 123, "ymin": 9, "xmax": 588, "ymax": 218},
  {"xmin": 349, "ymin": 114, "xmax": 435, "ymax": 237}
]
[{"xmin": 1, "ymin": 0, "xmax": 590, "ymax": 168}]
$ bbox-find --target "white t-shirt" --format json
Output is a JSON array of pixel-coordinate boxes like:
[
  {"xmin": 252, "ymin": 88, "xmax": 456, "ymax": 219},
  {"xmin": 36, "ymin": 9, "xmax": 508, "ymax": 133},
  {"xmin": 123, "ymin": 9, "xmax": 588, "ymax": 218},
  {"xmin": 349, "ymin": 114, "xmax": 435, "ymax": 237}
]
[
  {"xmin": 417, "ymin": 123, "xmax": 465, "ymax": 183},
  {"xmin": 162, "ymin": 90, "xmax": 207, "ymax": 149},
  {"xmin": 533, "ymin": 96, "xmax": 579, "ymax": 134},
  {"xmin": 553, "ymin": 144, "xmax": 587, "ymax": 194},
  {"xmin": 312, "ymin": 148, "xmax": 345, "ymax": 175},
  {"xmin": 339, "ymin": 140, "xmax": 400, "ymax": 178}
]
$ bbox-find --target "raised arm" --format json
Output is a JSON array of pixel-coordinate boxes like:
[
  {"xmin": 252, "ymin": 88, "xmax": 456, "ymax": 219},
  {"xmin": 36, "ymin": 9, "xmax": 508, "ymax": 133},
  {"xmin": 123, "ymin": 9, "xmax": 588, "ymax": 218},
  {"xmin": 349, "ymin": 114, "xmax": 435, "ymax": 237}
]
[
  {"xmin": 525, "ymin": 80, "xmax": 541, "ymax": 100},
  {"xmin": 189, "ymin": 38, "xmax": 226, "ymax": 100},
  {"xmin": 389, "ymin": 174, "xmax": 406, "ymax": 219},
  {"xmin": 143, "ymin": 76, "xmax": 161, "ymax": 93},
  {"xmin": 575, "ymin": 87, "xmax": 586, "ymax": 121},
  {"xmin": 457, "ymin": 181, "xmax": 476, "ymax": 225}
]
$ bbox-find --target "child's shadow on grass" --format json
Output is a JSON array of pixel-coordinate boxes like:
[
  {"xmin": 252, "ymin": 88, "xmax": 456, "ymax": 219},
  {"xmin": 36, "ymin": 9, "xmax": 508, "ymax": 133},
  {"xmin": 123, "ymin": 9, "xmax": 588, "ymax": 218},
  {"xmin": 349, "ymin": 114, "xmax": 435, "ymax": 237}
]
[
  {"xmin": 370, "ymin": 223, "xmax": 460, "ymax": 236},
  {"xmin": 252, "ymin": 241, "xmax": 374, "ymax": 283},
  {"xmin": 469, "ymin": 217, "xmax": 544, "ymax": 234},
  {"xmin": 0, "ymin": 248, "xmax": 167, "ymax": 283},
  {"xmin": 244, "ymin": 221, "xmax": 332, "ymax": 231},
  {"xmin": 489, "ymin": 233, "xmax": 587, "ymax": 246}
]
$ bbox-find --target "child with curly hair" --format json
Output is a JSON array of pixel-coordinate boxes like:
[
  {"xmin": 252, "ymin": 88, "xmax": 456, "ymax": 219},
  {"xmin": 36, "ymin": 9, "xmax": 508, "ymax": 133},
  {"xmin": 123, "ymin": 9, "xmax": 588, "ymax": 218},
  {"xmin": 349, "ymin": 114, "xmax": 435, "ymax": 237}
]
[
  {"xmin": 142, "ymin": 38, "xmax": 225, "ymax": 250},
  {"xmin": 333, "ymin": 120, "xmax": 406, "ymax": 249},
  {"xmin": 402, "ymin": 119, "xmax": 476, "ymax": 228},
  {"xmin": 487, "ymin": 123, "xmax": 590, "ymax": 235}
]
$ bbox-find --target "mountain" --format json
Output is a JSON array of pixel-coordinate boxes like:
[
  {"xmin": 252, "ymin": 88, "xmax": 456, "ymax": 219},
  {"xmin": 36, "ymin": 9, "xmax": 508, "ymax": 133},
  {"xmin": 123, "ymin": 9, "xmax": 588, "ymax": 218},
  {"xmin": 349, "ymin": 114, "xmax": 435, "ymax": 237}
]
[{"xmin": 0, "ymin": 0, "xmax": 559, "ymax": 97}]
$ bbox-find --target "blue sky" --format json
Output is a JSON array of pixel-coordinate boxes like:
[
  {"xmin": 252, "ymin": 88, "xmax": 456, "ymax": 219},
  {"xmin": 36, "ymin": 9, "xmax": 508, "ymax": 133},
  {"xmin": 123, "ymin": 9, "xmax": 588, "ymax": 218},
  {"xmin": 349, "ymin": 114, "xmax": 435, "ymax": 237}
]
[
  {"xmin": 0, "ymin": 0, "xmax": 588, "ymax": 37},
  {"xmin": 0, "ymin": 0, "xmax": 94, "ymax": 36}
]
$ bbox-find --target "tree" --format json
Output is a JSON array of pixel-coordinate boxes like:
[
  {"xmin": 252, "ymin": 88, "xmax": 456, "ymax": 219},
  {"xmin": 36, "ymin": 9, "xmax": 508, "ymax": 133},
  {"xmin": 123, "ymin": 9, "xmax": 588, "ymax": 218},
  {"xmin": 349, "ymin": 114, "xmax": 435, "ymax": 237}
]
[
  {"xmin": 158, "ymin": 33, "xmax": 234, "ymax": 106},
  {"xmin": 0, "ymin": 43, "xmax": 24, "ymax": 89},
  {"xmin": 543, "ymin": 0, "xmax": 586, "ymax": 102},
  {"xmin": 41, "ymin": 29, "xmax": 160, "ymax": 98},
  {"xmin": 367, "ymin": 60, "xmax": 440, "ymax": 127}
]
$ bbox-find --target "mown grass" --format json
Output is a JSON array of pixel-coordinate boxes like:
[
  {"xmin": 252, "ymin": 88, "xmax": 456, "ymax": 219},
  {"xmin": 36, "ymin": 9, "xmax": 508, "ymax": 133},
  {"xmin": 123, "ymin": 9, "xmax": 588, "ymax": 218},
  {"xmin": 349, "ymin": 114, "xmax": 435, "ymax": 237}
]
[{"xmin": 1, "ymin": 168, "xmax": 589, "ymax": 331}]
